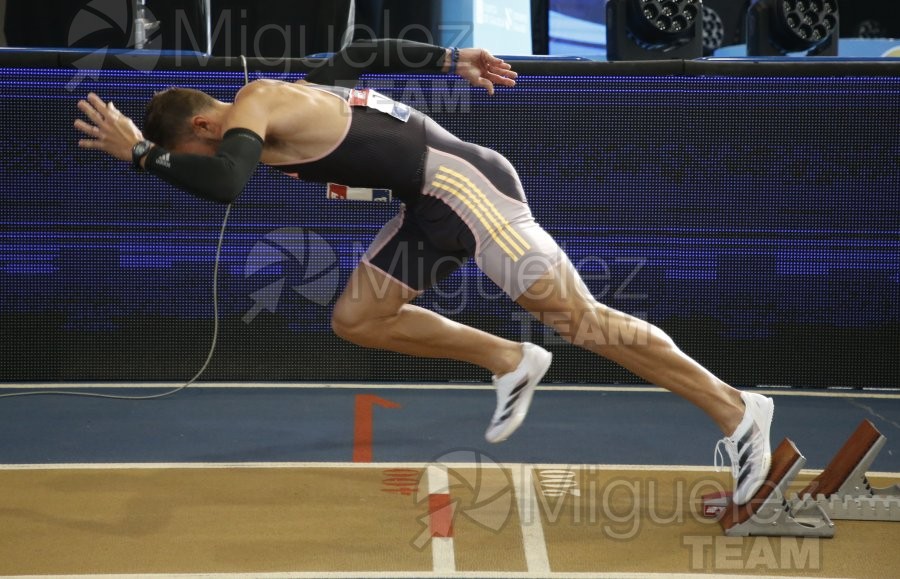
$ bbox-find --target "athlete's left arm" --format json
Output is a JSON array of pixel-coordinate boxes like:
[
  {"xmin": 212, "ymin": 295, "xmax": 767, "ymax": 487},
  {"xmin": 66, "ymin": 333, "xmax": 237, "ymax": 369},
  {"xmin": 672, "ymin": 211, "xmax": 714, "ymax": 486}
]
[
  {"xmin": 75, "ymin": 85, "xmax": 271, "ymax": 204},
  {"xmin": 452, "ymin": 47, "xmax": 520, "ymax": 95},
  {"xmin": 303, "ymin": 38, "xmax": 517, "ymax": 95}
]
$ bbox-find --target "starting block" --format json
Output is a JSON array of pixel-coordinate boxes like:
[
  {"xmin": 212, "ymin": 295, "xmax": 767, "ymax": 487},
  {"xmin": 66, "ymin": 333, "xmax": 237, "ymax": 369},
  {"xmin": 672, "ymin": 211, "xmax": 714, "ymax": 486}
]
[
  {"xmin": 717, "ymin": 438, "xmax": 835, "ymax": 537},
  {"xmin": 792, "ymin": 420, "xmax": 900, "ymax": 521},
  {"xmin": 708, "ymin": 419, "xmax": 900, "ymax": 536}
]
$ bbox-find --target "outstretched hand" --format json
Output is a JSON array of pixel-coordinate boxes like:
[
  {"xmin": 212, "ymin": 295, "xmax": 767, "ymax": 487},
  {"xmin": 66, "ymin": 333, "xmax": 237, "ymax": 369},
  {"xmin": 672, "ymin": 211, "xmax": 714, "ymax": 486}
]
[
  {"xmin": 74, "ymin": 92, "xmax": 144, "ymax": 162},
  {"xmin": 454, "ymin": 48, "xmax": 518, "ymax": 95}
]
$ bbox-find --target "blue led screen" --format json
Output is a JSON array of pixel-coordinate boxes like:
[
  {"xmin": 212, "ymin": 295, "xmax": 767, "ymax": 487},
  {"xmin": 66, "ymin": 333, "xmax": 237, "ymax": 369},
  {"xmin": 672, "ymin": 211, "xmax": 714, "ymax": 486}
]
[{"xmin": 0, "ymin": 68, "xmax": 898, "ymax": 387}]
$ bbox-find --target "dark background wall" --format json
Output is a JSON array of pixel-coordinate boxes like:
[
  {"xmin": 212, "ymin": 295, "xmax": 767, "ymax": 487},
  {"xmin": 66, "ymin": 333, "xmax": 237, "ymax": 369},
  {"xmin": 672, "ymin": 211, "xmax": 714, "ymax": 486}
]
[
  {"xmin": 0, "ymin": 66, "xmax": 897, "ymax": 388},
  {"xmin": 4, "ymin": 0, "xmax": 899, "ymax": 53},
  {"xmin": 2, "ymin": 0, "xmax": 436, "ymax": 55},
  {"xmin": 840, "ymin": 1, "xmax": 900, "ymax": 38}
]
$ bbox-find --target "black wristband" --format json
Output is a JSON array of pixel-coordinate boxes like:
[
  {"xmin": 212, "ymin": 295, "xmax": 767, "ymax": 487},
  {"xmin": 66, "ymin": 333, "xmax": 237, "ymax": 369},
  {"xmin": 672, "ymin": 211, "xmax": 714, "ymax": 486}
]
[
  {"xmin": 132, "ymin": 140, "xmax": 154, "ymax": 172},
  {"xmin": 448, "ymin": 47, "xmax": 460, "ymax": 75}
]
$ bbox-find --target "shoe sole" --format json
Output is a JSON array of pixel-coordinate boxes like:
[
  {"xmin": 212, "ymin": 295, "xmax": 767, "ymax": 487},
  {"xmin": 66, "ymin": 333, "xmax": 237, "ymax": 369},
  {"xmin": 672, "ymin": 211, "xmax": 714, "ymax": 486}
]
[
  {"xmin": 485, "ymin": 348, "xmax": 553, "ymax": 443},
  {"xmin": 736, "ymin": 393, "xmax": 775, "ymax": 504}
]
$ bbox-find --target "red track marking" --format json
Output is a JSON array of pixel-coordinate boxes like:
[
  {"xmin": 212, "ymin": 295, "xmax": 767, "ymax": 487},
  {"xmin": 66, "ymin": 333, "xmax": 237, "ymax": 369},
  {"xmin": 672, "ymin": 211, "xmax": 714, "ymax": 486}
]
[
  {"xmin": 428, "ymin": 493, "xmax": 454, "ymax": 537},
  {"xmin": 352, "ymin": 394, "xmax": 401, "ymax": 462}
]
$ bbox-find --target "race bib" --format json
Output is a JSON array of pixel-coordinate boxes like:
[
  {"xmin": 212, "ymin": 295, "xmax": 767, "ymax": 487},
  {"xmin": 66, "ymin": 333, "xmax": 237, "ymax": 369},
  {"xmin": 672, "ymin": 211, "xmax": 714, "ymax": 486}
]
[
  {"xmin": 327, "ymin": 183, "xmax": 392, "ymax": 203},
  {"xmin": 347, "ymin": 88, "xmax": 411, "ymax": 122}
]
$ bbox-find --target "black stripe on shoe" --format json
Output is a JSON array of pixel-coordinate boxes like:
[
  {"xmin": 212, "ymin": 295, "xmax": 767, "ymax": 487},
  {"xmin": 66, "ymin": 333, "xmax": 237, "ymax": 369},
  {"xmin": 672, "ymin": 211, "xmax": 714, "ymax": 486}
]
[
  {"xmin": 503, "ymin": 393, "xmax": 522, "ymax": 412},
  {"xmin": 493, "ymin": 378, "xmax": 529, "ymax": 426},
  {"xmin": 502, "ymin": 379, "xmax": 529, "ymax": 411},
  {"xmin": 737, "ymin": 429, "xmax": 753, "ymax": 450},
  {"xmin": 736, "ymin": 430, "xmax": 753, "ymax": 469},
  {"xmin": 509, "ymin": 378, "xmax": 529, "ymax": 397},
  {"xmin": 737, "ymin": 463, "xmax": 752, "ymax": 487}
]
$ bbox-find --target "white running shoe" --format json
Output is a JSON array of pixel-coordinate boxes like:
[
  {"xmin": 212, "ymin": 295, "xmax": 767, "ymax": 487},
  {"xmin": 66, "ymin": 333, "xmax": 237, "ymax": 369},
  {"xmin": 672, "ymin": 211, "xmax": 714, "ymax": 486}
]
[
  {"xmin": 714, "ymin": 391, "xmax": 775, "ymax": 505},
  {"xmin": 484, "ymin": 343, "xmax": 553, "ymax": 444}
]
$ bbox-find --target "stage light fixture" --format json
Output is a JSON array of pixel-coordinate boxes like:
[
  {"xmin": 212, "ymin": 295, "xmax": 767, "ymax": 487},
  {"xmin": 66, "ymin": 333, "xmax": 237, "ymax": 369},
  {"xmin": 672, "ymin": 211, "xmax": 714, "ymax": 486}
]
[
  {"xmin": 606, "ymin": 0, "xmax": 704, "ymax": 61},
  {"xmin": 747, "ymin": 0, "xmax": 839, "ymax": 56},
  {"xmin": 702, "ymin": 0, "xmax": 750, "ymax": 56}
]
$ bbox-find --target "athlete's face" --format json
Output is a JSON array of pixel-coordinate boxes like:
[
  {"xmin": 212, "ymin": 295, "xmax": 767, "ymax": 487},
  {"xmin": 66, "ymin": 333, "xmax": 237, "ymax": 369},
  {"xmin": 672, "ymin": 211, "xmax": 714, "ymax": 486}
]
[{"xmin": 171, "ymin": 134, "xmax": 218, "ymax": 157}]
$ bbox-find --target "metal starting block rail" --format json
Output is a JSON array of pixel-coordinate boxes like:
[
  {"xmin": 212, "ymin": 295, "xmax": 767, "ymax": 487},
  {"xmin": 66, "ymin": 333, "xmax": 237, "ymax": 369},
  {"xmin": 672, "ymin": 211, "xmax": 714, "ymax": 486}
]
[
  {"xmin": 792, "ymin": 420, "xmax": 900, "ymax": 522},
  {"xmin": 718, "ymin": 438, "xmax": 836, "ymax": 537}
]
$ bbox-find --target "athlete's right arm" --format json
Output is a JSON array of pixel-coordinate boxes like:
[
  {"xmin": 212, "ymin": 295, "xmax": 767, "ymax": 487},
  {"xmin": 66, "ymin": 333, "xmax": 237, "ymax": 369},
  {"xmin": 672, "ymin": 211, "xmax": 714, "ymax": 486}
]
[
  {"xmin": 76, "ymin": 86, "xmax": 270, "ymax": 204},
  {"xmin": 141, "ymin": 82, "xmax": 272, "ymax": 203},
  {"xmin": 142, "ymin": 128, "xmax": 263, "ymax": 204}
]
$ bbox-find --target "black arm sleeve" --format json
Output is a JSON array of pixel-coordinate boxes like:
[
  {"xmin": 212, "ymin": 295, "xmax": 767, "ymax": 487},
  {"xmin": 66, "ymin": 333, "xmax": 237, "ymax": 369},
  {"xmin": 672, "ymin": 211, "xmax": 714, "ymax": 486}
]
[
  {"xmin": 145, "ymin": 128, "xmax": 264, "ymax": 204},
  {"xmin": 303, "ymin": 38, "xmax": 447, "ymax": 88}
]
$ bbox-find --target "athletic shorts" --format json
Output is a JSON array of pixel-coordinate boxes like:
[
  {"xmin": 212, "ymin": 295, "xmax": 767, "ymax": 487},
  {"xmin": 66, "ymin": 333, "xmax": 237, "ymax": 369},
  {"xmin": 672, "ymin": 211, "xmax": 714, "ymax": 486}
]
[{"xmin": 362, "ymin": 116, "xmax": 564, "ymax": 300}]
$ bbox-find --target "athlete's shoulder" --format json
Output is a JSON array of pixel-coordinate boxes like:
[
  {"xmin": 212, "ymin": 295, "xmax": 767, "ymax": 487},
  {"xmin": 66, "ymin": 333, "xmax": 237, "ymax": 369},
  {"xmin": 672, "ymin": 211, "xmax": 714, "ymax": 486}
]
[{"xmin": 234, "ymin": 79, "xmax": 292, "ymax": 102}]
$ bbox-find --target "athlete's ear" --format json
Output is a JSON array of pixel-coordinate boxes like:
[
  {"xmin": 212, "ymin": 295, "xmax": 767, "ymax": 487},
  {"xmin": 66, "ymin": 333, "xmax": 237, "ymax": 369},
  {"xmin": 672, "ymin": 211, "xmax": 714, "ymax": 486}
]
[{"xmin": 190, "ymin": 115, "xmax": 216, "ymax": 138}]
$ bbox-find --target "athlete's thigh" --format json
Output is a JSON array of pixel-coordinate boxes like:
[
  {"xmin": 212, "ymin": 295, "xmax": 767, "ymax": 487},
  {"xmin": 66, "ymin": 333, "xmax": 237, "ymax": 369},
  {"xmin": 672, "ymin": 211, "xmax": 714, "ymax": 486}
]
[
  {"xmin": 363, "ymin": 205, "xmax": 469, "ymax": 295},
  {"xmin": 514, "ymin": 253, "xmax": 599, "ymax": 317},
  {"xmin": 334, "ymin": 261, "xmax": 418, "ymax": 323},
  {"xmin": 335, "ymin": 208, "xmax": 469, "ymax": 321},
  {"xmin": 421, "ymin": 145, "xmax": 571, "ymax": 301}
]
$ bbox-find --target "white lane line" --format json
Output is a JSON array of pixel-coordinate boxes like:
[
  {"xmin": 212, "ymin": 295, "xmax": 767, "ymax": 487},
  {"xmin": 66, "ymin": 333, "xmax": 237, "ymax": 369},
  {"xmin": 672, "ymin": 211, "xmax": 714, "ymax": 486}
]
[
  {"xmin": 430, "ymin": 532, "xmax": 455, "ymax": 574},
  {"xmin": 0, "ymin": 573, "xmax": 854, "ymax": 579},
  {"xmin": 0, "ymin": 462, "xmax": 897, "ymax": 479},
  {"xmin": 2, "ymin": 382, "xmax": 900, "ymax": 399},
  {"xmin": 426, "ymin": 464, "xmax": 455, "ymax": 574},
  {"xmin": 512, "ymin": 464, "xmax": 551, "ymax": 575}
]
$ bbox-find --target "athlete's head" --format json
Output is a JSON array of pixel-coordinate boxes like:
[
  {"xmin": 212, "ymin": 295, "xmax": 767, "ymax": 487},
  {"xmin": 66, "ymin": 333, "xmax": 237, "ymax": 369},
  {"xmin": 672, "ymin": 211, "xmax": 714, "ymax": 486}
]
[{"xmin": 143, "ymin": 87, "xmax": 221, "ymax": 152}]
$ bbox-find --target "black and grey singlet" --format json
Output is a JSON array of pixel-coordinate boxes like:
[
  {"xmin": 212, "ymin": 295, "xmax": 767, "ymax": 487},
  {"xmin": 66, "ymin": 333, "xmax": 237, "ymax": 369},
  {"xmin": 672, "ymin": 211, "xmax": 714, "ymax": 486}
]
[
  {"xmin": 269, "ymin": 86, "xmax": 429, "ymax": 203},
  {"xmin": 271, "ymin": 84, "xmax": 559, "ymax": 299}
]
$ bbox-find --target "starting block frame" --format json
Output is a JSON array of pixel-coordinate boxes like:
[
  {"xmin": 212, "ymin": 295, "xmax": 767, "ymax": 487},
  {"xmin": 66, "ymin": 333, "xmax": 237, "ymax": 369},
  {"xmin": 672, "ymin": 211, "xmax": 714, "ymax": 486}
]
[
  {"xmin": 713, "ymin": 419, "xmax": 900, "ymax": 536},
  {"xmin": 792, "ymin": 420, "xmax": 900, "ymax": 521},
  {"xmin": 718, "ymin": 438, "xmax": 835, "ymax": 537}
]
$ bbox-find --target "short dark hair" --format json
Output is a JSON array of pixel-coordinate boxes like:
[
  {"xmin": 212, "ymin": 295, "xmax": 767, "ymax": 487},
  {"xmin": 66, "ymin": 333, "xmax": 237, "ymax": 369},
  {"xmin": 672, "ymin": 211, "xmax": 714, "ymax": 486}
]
[{"xmin": 143, "ymin": 87, "xmax": 217, "ymax": 149}]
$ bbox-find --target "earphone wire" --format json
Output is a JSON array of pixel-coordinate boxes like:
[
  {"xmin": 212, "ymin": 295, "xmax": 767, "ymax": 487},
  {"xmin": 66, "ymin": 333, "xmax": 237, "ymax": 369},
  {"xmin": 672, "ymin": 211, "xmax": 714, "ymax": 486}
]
[{"xmin": 0, "ymin": 56, "xmax": 252, "ymax": 401}]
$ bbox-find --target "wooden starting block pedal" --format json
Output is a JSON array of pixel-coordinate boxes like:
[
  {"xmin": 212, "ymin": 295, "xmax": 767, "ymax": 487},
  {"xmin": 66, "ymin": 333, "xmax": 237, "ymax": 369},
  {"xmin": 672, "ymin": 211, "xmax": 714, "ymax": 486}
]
[
  {"xmin": 716, "ymin": 438, "xmax": 835, "ymax": 537},
  {"xmin": 792, "ymin": 420, "xmax": 900, "ymax": 521}
]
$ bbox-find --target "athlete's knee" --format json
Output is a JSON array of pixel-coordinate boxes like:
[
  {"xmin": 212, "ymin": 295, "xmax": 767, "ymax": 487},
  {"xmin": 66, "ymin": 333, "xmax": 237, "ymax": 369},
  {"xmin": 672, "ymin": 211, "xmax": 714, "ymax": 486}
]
[
  {"xmin": 331, "ymin": 311, "xmax": 376, "ymax": 345},
  {"xmin": 330, "ymin": 298, "xmax": 374, "ymax": 343},
  {"xmin": 331, "ymin": 295, "xmax": 407, "ymax": 346}
]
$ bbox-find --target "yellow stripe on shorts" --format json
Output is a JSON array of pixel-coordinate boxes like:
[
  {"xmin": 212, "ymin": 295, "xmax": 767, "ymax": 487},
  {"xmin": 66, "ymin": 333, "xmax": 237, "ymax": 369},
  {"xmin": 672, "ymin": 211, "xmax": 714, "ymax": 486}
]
[
  {"xmin": 438, "ymin": 166, "xmax": 532, "ymax": 251},
  {"xmin": 434, "ymin": 173, "xmax": 526, "ymax": 257},
  {"xmin": 430, "ymin": 180, "xmax": 521, "ymax": 262}
]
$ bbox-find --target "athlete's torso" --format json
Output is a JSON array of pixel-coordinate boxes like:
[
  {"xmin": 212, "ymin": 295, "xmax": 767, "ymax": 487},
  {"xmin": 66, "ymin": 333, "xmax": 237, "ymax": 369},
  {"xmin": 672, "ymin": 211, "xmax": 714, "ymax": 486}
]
[
  {"xmin": 263, "ymin": 83, "xmax": 429, "ymax": 202},
  {"xmin": 252, "ymin": 81, "xmax": 353, "ymax": 165}
]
